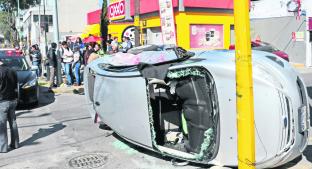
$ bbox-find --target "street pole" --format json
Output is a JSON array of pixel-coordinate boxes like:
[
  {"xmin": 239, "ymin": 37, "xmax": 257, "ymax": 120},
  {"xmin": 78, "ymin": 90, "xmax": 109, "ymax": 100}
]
[
  {"xmin": 234, "ymin": 0, "xmax": 255, "ymax": 169},
  {"xmin": 16, "ymin": 0, "xmax": 20, "ymax": 41},
  {"xmin": 43, "ymin": 0, "xmax": 49, "ymax": 80},
  {"xmin": 52, "ymin": 0, "xmax": 62, "ymax": 86},
  {"xmin": 38, "ymin": 0, "xmax": 41, "ymax": 45},
  {"xmin": 134, "ymin": 0, "xmax": 140, "ymax": 47}
]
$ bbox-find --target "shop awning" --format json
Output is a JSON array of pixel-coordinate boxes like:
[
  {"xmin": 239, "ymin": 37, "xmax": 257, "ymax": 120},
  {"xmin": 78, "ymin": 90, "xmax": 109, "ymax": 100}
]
[{"xmin": 81, "ymin": 24, "xmax": 101, "ymax": 39}]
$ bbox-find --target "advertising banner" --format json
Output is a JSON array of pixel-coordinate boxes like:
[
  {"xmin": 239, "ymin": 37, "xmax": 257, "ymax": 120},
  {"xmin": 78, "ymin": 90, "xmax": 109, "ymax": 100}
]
[
  {"xmin": 109, "ymin": 0, "xmax": 126, "ymax": 21},
  {"xmin": 190, "ymin": 24, "xmax": 224, "ymax": 49},
  {"xmin": 309, "ymin": 17, "xmax": 312, "ymax": 30},
  {"xmin": 158, "ymin": 0, "xmax": 177, "ymax": 45}
]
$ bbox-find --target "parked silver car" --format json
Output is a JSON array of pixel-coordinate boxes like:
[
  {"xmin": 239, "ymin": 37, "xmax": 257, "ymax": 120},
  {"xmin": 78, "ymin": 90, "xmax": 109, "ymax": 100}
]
[{"xmin": 84, "ymin": 46, "xmax": 309, "ymax": 168}]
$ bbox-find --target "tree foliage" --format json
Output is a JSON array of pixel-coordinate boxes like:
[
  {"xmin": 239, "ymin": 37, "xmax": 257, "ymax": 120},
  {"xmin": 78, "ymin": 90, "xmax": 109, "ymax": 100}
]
[
  {"xmin": 0, "ymin": 0, "xmax": 38, "ymax": 43},
  {"xmin": 0, "ymin": 0, "xmax": 37, "ymax": 12},
  {"xmin": 0, "ymin": 11, "xmax": 12, "ymax": 41}
]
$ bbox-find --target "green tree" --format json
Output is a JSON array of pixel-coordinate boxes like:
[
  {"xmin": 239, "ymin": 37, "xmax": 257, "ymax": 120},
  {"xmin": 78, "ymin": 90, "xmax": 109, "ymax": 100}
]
[
  {"xmin": 0, "ymin": 0, "xmax": 37, "ymax": 44},
  {"xmin": 100, "ymin": 0, "xmax": 109, "ymax": 53}
]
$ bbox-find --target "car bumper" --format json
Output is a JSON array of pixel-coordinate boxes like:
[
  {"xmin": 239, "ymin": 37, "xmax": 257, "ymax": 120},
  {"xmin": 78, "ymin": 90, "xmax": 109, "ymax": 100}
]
[{"xmin": 18, "ymin": 85, "xmax": 38, "ymax": 104}]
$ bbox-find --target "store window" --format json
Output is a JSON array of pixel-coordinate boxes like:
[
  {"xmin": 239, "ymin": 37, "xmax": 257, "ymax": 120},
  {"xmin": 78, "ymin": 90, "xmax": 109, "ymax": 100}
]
[{"xmin": 190, "ymin": 24, "xmax": 224, "ymax": 49}]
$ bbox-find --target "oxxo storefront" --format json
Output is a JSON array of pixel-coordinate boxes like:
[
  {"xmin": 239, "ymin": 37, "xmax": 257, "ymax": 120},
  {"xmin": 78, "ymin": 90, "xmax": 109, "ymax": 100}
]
[{"xmin": 85, "ymin": 0, "xmax": 234, "ymax": 50}]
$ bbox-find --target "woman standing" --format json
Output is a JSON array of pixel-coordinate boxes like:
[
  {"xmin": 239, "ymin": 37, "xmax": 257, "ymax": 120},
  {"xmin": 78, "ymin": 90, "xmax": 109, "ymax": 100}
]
[
  {"xmin": 73, "ymin": 46, "xmax": 82, "ymax": 86},
  {"xmin": 61, "ymin": 41, "xmax": 74, "ymax": 86}
]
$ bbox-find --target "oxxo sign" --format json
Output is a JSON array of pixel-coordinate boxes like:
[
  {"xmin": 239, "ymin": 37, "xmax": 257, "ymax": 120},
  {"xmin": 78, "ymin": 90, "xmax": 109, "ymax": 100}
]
[{"xmin": 109, "ymin": 0, "xmax": 126, "ymax": 21}]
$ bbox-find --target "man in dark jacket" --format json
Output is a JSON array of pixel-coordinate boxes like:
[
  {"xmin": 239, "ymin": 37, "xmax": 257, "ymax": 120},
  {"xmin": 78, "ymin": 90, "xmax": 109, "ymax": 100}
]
[
  {"xmin": 30, "ymin": 44, "xmax": 42, "ymax": 77},
  {"xmin": 0, "ymin": 60, "xmax": 19, "ymax": 152},
  {"xmin": 47, "ymin": 43, "xmax": 58, "ymax": 91}
]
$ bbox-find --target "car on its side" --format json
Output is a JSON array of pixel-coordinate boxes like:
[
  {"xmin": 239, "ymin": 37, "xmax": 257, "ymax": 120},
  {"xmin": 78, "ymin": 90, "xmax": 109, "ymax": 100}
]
[
  {"xmin": 84, "ymin": 46, "xmax": 309, "ymax": 168},
  {"xmin": 0, "ymin": 49, "xmax": 39, "ymax": 105},
  {"xmin": 229, "ymin": 41, "xmax": 289, "ymax": 61}
]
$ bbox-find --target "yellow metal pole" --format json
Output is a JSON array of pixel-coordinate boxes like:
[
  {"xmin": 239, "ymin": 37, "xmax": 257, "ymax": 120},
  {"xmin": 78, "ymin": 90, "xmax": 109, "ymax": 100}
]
[{"xmin": 234, "ymin": 0, "xmax": 255, "ymax": 169}]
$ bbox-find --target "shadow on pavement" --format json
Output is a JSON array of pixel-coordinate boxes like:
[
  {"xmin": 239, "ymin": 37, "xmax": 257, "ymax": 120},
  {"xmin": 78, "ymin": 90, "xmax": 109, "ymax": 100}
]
[
  {"xmin": 20, "ymin": 123, "xmax": 66, "ymax": 147},
  {"xmin": 303, "ymin": 145, "xmax": 312, "ymax": 163},
  {"xmin": 17, "ymin": 86, "xmax": 56, "ymax": 110},
  {"xmin": 17, "ymin": 113, "xmax": 51, "ymax": 119},
  {"xmin": 275, "ymin": 155, "xmax": 303, "ymax": 169},
  {"xmin": 110, "ymin": 132, "xmax": 228, "ymax": 169},
  {"xmin": 18, "ymin": 116, "xmax": 90, "ymax": 129}
]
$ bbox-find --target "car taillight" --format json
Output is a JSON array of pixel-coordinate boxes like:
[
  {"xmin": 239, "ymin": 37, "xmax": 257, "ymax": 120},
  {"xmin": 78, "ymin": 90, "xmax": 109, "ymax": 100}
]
[{"xmin": 6, "ymin": 51, "xmax": 13, "ymax": 56}]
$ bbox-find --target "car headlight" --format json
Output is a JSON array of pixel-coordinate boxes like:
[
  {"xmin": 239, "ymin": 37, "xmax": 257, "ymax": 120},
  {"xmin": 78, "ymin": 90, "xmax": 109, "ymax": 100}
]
[{"xmin": 22, "ymin": 78, "xmax": 37, "ymax": 89}]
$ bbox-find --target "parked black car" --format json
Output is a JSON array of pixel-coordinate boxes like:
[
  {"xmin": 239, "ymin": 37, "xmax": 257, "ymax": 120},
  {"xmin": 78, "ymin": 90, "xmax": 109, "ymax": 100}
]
[{"xmin": 0, "ymin": 49, "xmax": 39, "ymax": 105}]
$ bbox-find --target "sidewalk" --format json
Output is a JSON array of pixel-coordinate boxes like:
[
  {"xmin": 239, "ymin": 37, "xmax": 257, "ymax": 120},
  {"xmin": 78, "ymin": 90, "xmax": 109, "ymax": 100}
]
[{"xmin": 38, "ymin": 80, "xmax": 84, "ymax": 94}]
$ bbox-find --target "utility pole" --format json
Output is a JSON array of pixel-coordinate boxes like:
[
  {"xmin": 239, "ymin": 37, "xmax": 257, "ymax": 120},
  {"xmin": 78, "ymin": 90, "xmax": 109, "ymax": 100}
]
[
  {"xmin": 134, "ymin": 0, "xmax": 140, "ymax": 47},
  {"xmin": 43, "ymin": 0, "xmax": 47, "ymax": 53},
  {"xmin": 16, "ymin": 0, "xmax": 20, "ymax": 41},
  {"xmin": 234, "ymin": 0, "xmax": 255, "ymax": 169},
  {"xmin": 38, "ymin": 0, "xmax": 41, "ymax": 45},
  {"xmin": 43, "ymin": 0, "xmax": 49, "ymax": 80},
  {"xmin": 53, "ymin": 0, "xmax": 62, "ymax": 85}
]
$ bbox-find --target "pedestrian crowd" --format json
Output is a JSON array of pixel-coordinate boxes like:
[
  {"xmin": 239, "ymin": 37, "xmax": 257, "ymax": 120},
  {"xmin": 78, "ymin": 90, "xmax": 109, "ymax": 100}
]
[{"xmin": 28, "ymin": 34, "xmax": 134, "ymax": 91}]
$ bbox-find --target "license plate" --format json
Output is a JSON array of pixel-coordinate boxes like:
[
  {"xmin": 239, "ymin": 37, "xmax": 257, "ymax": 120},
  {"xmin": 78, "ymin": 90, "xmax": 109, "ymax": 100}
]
[{"xmin": 299, "ymin": 105, "xmax": 308, "ymax": 133}]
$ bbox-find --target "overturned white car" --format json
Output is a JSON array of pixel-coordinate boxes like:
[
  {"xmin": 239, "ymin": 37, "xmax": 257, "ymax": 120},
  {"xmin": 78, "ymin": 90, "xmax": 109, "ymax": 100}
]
[{"xmin": 84, "ymin": 46, "xmax": 309, "ymax": 168}]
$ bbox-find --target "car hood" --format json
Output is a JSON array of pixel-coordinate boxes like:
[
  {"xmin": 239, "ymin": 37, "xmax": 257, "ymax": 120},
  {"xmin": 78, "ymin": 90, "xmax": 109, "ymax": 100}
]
[{"xmin": 17, "ymin": 71, "xmax": 36, "ymax": 84}]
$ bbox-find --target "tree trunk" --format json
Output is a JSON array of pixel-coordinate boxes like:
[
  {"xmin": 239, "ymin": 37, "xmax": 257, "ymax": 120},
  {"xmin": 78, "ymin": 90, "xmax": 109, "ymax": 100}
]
[{"xmin": 100, "ymin": 1, "xmax": 109, "ymax": 53}]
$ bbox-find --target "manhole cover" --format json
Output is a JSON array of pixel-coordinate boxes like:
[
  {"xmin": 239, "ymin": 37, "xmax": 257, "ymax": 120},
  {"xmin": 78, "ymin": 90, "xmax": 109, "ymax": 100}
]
[{"xmin": 68, "ymin": 153, "xmax": 109, "ymax": 169}]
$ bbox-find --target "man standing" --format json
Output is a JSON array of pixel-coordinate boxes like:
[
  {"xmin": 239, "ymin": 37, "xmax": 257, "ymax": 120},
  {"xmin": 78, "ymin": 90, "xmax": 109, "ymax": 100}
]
[
  {"xmin": 47, "ymin": 43, "xmax": 58, "ymax": 92},
  {"xmin": 0, "ymin": 60, "xmax": 19, "ymax": 152}
]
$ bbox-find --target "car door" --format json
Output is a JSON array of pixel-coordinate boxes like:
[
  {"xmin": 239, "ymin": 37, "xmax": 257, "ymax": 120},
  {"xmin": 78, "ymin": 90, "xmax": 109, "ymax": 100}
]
[{"xmin": 93, "ymin": 73, "xmax": 154, "ymax": 148}]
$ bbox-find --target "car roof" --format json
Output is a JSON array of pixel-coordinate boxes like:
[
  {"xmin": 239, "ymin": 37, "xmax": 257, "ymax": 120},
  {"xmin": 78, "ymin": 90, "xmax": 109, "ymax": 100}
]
[{"xmin": 0, "ymin": 49, "xmax": 23, "ymax": 58}]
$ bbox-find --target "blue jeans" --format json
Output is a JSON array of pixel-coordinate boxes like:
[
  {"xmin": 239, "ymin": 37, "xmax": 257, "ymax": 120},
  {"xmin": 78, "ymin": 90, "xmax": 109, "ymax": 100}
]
[
  {"xmin": 0, "ymin": 100, "xmax": 19, "ymax": 152},
  {"xmin": 32, "ymin": 61, "xmax": 41, "ymax": 77},
  {"xmin": 64, "ymin": 63, "xmax": 72, "ymax": 85},
  {"xmin": 74, "ymin": 62, "xmax": 81, "ymax": 85}
]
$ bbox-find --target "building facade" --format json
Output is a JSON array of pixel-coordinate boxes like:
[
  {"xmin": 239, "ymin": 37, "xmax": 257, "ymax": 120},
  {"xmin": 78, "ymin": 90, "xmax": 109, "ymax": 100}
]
[
  {"xmin": 20, "ymin": 0, "xmax": 99, "ymax": 55},
  {"xmin": 85, "ymin": 0, "xmax": 235, "ymax": 50},
  {"xmin": 249, "ymin": 0, "xmax": 307, "ymax": 64}
]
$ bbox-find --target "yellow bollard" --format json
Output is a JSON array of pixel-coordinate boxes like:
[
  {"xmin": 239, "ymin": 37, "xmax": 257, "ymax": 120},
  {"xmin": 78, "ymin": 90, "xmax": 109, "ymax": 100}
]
[{"xmin": 234, "ymin": 0, "xmax": 256, "ymax": 169}]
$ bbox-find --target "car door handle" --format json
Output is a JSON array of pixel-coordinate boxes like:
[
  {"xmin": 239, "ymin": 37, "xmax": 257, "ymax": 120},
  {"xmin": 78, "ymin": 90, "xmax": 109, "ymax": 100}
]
[{"xmin": 95, "ymin": 102, "xmax": 100, "ymax": 106}]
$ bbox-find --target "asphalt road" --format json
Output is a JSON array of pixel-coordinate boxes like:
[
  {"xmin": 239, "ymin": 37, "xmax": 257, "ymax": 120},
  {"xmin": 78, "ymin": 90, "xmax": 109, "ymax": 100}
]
[{"xmin": 0, "ymin": 70, "xmax": 312, "ymax": 169}]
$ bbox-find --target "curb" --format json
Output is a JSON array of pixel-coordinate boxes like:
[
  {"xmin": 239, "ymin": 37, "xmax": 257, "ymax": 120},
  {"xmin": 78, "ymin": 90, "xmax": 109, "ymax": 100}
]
[
  {"xmin": 52, "ymin": 86, "xmax": 84, "ymax": 94},
  {"xmin": 38, "ymin": 80, "xmax": 84, "ymax": 94}
]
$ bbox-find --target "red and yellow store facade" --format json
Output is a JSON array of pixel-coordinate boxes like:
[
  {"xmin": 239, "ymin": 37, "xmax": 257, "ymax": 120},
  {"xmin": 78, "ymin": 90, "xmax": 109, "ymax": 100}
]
[{"xmin": 83, "ymin": 0, "xmax": 235, "ymax": 50}]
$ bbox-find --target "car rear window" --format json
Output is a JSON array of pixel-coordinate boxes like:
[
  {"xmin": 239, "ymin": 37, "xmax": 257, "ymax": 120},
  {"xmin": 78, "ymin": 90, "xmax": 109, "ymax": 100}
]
[{"xmin": 0, "ymin": 57, "xmax": 29, "ymax": 71}]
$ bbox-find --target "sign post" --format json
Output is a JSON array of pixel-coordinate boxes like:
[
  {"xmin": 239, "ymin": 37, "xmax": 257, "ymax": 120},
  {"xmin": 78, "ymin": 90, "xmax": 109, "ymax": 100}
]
[
  {"xmin": 158, "ymin": 0, "xmax": 177, "ymax": 46},
  {"xmin": 234, "ymin": 0, "xmax": 256, "ymax": 168}
]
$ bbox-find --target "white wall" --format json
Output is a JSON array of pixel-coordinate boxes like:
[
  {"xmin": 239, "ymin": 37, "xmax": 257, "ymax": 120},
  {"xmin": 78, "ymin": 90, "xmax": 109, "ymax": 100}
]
[
  {"xmin": 250, "ymin": 0, "xmax": 295, "ymax": 19},
  {"xmin": 57, "ymin": 0, "xmax": 99, "ymax": 36}
]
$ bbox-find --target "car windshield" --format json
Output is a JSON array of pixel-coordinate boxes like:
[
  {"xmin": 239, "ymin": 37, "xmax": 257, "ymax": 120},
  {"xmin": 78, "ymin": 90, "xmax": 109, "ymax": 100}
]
[
  {"xmin": 256, "ymin": 42, "xmax": 280, "ymax": 52},
  {"xmin": 0, "ymin": 57, "xmax": 30, "ymax": 71}
]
